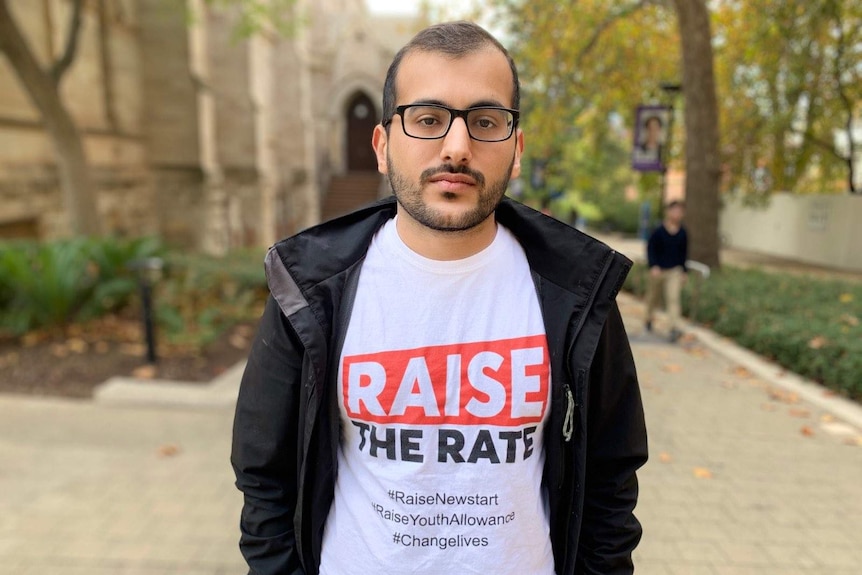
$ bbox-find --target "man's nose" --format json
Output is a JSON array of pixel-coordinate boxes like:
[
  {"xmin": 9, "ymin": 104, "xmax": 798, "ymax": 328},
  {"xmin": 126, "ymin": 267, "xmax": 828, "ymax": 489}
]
[{"xmin": 439, "ymin": 117, "xmax": 473, "ymax": 165}]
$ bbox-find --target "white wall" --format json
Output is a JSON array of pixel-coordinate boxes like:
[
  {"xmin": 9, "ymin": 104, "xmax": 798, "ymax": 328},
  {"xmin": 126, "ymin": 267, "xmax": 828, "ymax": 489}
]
[{"xmin": 721, "ymin": 193, "xmax": 862, "ymax": 271}]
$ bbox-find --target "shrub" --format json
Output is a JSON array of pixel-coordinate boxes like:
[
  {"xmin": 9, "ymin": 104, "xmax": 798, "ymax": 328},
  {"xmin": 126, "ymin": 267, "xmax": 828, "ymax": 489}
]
[
  {"xmin": 624, "ymin": 263, "xmax": 862, "ymax": 400},
  {"xmin": 0, "ymin": 237, "xmax": 163, "ymax": 336},
  {"xmin": 154, "ymin": 249, "xmax": 268, "ymax": 349}
]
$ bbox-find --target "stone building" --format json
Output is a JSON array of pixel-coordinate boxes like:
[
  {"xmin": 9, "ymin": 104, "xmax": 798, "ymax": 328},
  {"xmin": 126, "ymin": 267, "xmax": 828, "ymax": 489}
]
[{"xmin": 0, "ymin": 0, "xmax": 417, "ymax": 251}]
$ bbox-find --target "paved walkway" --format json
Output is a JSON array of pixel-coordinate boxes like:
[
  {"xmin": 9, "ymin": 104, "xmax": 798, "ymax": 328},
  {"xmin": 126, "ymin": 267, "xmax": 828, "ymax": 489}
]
[
  {"xmin": 592, "ymin": 231, "xmax": 862, "ymax": 282},
  {"xmin": 0, "ymin": 294, "xmax": 860, "ymax": 573}
]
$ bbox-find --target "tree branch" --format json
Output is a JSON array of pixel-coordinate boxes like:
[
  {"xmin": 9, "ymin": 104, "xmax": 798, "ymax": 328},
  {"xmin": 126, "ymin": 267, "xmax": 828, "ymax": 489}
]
[
  {"xmin": 790, "ymin": 128, "xmax": 847, "ymax": 161},
  {"xmin": 576, "ymin": 0, "xmax": 654, "ymax": 65},
  {"xmin": 51, "ymin": 0, "xmax": 84, "ymax": 84}
]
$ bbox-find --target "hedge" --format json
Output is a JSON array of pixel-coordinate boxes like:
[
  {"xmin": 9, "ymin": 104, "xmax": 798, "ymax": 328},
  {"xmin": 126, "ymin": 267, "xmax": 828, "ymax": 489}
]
[{"xmin": 624, "ymin": 264, "xmax": 862, "ymax": 401}]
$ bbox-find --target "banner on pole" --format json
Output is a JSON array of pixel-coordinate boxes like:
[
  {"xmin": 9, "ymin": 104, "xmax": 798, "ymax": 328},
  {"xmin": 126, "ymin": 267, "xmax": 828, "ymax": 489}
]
[{"xmin": 632, "ymin": 105, "xmax": 671, "ymax": 172}]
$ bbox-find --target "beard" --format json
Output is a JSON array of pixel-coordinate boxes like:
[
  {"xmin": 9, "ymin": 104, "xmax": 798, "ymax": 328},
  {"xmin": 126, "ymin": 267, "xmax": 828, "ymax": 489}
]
[{"xmin": 387, "ymin": 155, "xmax": 514, "ymax": 233}]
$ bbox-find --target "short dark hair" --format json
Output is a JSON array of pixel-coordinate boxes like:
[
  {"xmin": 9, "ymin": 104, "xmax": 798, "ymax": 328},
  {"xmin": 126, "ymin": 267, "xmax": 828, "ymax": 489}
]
[
  {"xmin": 381, "ymin": 21, "xmax": 520, "ymax": 130},
  {"xmin": 645, "ymin": 116, "xmax": 663, "ymax": 128},
  {"xmin": 666, "ymin": 200, "xmax": 685, "ymax": 209}
]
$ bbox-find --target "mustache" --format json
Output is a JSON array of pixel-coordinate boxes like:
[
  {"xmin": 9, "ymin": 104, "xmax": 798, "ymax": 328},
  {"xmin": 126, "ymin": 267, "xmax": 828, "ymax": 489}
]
[{"xmin": 420, "ymin": 164, "xmax": 485, "ymax": 186}]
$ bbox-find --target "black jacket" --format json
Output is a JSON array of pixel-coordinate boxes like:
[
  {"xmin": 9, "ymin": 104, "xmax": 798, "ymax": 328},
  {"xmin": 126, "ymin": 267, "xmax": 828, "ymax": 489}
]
[{"xmin": 231, "ymin": 197, "xmax": 648, "ymax": 575}]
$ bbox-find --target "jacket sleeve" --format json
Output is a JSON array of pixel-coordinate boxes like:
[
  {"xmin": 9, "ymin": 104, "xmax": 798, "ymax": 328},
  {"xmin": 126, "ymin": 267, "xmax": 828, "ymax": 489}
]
[
  {"xmin": 231, "ymin": 296, "xmax": 306, "ymax": 575},
  {"xmin": 576, "ymin": 302, "xmax": 648, "ymax": 574}
]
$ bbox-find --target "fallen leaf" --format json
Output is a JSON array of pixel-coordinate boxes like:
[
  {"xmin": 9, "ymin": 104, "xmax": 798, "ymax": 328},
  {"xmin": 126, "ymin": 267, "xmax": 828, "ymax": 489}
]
[
  {"xmin": 807, "ymin": 336, "xmax": 828, "ymax": 350},
  {"xmin": 229, "ymin": 334, "xmax": 248, "ymax": 349},
  {"xmin": 732, "ymin": 366, "xmax": 753, "ymax": 379},
  {"xmin": 693, "ymin": 467, "xmax": 713, "ymax": 479},
  {"xmin": 662, "ymin": 364, "xmax": 683, "ymax": 373},
  {"xmin": 132, "ymin": 365, "xmax": 158, "ymax": 379},
  {"xmin": 800, "ymin": 426, "xmax": 815, "ymax": 437},
  {"xmin": 788, "ymin": 408, "xmax": 811, "ymax": 419},
  {"xmin": 157, "ymin": 444, "xmax": 181, "ymax": 458},
  {"xmin": 66, "ymin": 338, "xmax": 88, "ymax": 353},
  {"xmin": 839, "ymin": 293, "xmax": 854, "ymax": 303},
  {"xmin": 823, "ymin": 390, "xmax": 836, "ymax": 398},
  {"xmin": 768, "ymin": 388, "xmax": 799, "ymax": 404},
  {"xmin": 839, "ymin": 314, "xmax": 859, "ymax": 327},
  {"xmin": 843, "ymin": 436, "xmax": 862, "ymax": 447},
  {"xmin": 659, "ymin": 452, "xmax": 673, "ymax": 463},
  {"xmin": 820, "ymin": 413, "xmax": 835, "ymax": 423},
  {"xmin": 21, "ymin": 332, "xmax": 44, "ymax": 347},
  {"xmin": 686, "ymin": 346, "xmax": 710, "ymax": 358}
]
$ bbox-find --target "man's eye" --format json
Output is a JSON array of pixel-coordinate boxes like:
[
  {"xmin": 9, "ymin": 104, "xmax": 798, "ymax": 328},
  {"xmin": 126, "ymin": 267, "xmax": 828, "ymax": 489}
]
[{"xmin": 417, "ymin": 116, "xmax": 441, "ymax": 126}]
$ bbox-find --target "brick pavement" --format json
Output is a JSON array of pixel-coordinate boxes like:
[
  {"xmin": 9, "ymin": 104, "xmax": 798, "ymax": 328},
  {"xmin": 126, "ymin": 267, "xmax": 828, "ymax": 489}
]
[
  {"xmin": 0, "ymin": 397, "xmax": 245, "ymax": 574},
  {"xmin": 621, "ymin": 294, "xmax": 862, "ymax": 575},
  {"xmin": 0, "ymin": 294, "xmax": 860, "ymax": 574}
]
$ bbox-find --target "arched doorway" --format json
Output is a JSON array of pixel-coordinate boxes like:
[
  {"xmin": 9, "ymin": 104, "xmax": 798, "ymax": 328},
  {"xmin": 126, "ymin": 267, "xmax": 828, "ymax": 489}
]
[{"xmin": 346, "ymin": 92, "xmax": 379, "ymax": 171}]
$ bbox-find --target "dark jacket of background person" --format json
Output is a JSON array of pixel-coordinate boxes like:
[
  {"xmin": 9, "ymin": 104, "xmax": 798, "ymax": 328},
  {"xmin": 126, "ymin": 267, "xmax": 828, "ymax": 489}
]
[
  {"xmin": 647, "ymin": 225, "xmax": 688, "ymax": 271},
  {"xmin": 231, "ymin": 196, "xmax": 648, "ymax": 575}
]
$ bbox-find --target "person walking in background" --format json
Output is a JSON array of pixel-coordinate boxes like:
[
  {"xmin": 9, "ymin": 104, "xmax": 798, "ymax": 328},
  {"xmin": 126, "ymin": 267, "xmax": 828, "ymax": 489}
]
[
  {"xmin": 646, "ymin": 200, "xmax": 688, "ymax": 342},
  {"xmin": 231, "ymin": 21, "xmax": 646, "ymax": 575}
]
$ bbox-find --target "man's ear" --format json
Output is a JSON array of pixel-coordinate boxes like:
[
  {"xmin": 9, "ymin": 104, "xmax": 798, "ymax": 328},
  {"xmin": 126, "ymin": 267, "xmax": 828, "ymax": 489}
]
[
  {"xmin": 510, "ymin": 128, "xmax": 525, "ymax": 178},
  {"xmin": 372, "ymin": 124, "xmax": 389, "ymax": 174}
]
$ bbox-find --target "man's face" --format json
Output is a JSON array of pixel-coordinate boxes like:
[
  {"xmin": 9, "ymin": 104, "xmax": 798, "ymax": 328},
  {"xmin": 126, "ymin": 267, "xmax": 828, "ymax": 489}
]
[
  {"xmin": 666, "ymin": 204, "xmax": 685, "ymax": 224},
  {"xmin": 372, "ymin": 47, "xmax": 524, "ymax": 233},
  {"xmin": 645, "ymin": 118, "xmax": 662, "ymax": 146}
]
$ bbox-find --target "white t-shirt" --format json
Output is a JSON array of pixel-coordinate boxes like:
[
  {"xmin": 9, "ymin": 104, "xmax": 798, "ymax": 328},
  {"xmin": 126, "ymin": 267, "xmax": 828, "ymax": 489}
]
[{"xmin": 319, "ymin": 218, "xmax": 555, "ymax": 575}]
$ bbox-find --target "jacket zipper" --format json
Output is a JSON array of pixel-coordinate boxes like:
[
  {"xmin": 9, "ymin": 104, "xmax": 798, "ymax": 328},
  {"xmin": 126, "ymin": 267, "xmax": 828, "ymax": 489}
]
[
  {"xmin": 556, "ymin": 252, "xmax": 616, "ymax": 573},
  {"xmin": 561, "ymin": 250, "xmax": 615, "ymax": 444},
  {"xmin": 562, "ymin": 384, "xmax": 575, "ymax": 442}
]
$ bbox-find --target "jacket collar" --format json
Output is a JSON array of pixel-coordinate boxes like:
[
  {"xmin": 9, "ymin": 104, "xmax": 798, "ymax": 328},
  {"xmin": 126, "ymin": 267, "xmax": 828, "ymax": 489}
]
[{"xmin": 268, "ymin": 195, "xmax": 628, "ymax": 303}]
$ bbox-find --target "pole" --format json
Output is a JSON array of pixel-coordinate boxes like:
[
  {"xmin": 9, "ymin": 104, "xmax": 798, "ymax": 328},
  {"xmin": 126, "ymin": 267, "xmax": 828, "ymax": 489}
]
[{"xmin": 139, "ymin": 278, "xmax": 157, "ymax": 364}]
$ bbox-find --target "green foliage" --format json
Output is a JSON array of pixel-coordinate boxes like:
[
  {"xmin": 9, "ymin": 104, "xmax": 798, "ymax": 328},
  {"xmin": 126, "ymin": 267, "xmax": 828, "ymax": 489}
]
[
  {"xmin": 197, "ymin": 0, "xmax": 302, "ymax": 39},
  {"xmin": 711, "ymin": 0, "xmax": 861, "ymax": 195},
  {"xmin": 155, "ymin": 249, "xmax": 267, "ymax": 348},
  {"xmin": 0, "ymin": 237, "xmax": 163, "ymax": 335},
  {"xmin": 624, "ymin": 264, "xmax": 862, "ymax": 400}
]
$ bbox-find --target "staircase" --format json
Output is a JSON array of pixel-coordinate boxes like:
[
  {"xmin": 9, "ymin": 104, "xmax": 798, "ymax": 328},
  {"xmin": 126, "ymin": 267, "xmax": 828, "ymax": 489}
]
[{"xmin": 322, "ymin": 172, "xmax": 385, "ymax": 221}]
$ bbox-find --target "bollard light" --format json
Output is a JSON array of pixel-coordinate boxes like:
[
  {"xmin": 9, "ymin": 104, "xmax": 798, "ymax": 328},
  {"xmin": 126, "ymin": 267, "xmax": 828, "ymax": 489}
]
[{"xmin": 127, "ymin": 257, "xmax": 165, "ymax": 364}]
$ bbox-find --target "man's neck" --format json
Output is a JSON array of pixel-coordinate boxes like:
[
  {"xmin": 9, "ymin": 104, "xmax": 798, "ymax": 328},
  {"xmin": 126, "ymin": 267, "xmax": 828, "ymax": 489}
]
[
  {"xmin": 663, "ymin": 220, "xmax": 681, "ymax": 234},
  {"xmin": 395, "ymin": 211, "xmax": 497, "ymax": 261}
]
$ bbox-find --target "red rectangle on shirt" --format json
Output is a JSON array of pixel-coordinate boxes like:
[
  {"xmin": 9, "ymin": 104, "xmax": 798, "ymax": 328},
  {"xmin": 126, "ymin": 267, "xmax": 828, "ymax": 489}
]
[{"xmin": 342, "ymin": 335, "xmax": 549, "ymax": 427}]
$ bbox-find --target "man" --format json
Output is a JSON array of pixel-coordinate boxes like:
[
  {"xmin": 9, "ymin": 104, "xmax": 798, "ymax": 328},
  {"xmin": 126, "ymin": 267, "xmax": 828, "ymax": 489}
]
[
  {"xmin": 645, "ymin": 200, "xmax": 688, "ymax": 342},
  {"xmin": 232, "ymin": 21, "xmax": 647, "ymax": 575}
]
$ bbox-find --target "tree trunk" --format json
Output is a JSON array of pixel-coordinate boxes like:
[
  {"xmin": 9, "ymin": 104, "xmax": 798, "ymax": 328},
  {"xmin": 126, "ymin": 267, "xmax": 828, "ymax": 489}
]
[
  {"xmin": 673, "ymin": 0, "xmax": 721, "ymax": 268},
  {"xmin": 0, "ymin": 0, "xmax": 100, "ymax": 236}
]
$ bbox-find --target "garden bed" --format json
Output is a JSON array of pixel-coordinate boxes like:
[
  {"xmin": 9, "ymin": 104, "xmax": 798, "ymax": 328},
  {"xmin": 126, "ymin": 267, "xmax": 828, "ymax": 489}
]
[{"xmin": 624, "ymin": 263, "xmax": 862, "ymax": 401}]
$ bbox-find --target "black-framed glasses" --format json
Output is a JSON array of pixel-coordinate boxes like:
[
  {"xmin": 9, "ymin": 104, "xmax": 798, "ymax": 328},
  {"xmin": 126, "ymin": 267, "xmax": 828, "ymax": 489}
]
[{"xmin": 383, "ymin": 104, "xmax": 519, "ymax": 142}]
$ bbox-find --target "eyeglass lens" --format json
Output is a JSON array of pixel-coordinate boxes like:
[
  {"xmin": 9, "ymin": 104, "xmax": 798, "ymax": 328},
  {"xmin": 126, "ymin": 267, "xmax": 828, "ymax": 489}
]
[{"xmin": 402, "ymin": 106, "xmax": 514, "ymax": 141}]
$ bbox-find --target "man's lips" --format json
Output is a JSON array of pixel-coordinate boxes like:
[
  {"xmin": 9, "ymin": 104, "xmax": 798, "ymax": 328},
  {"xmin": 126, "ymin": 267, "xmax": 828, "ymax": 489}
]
[{"xmin": 427, "ymin": 173, "xmax": 477, "ymax": 186}]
